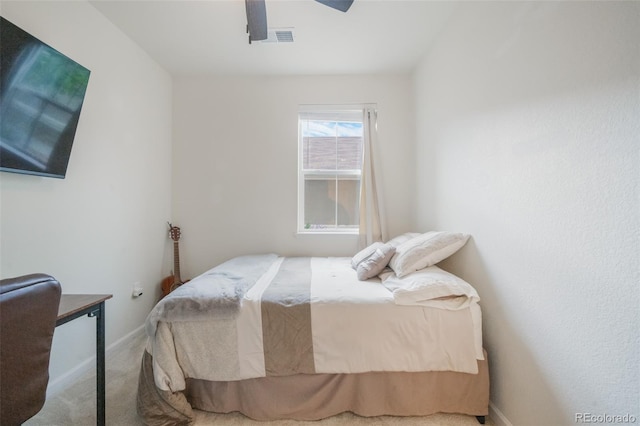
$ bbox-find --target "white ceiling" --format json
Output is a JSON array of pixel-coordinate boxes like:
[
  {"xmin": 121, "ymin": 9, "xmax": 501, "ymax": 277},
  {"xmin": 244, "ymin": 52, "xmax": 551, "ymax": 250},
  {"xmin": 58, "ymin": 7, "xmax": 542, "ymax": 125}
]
[{"xmin": 89, "ymin": 0, "xmax": 457, "ymax": 76}]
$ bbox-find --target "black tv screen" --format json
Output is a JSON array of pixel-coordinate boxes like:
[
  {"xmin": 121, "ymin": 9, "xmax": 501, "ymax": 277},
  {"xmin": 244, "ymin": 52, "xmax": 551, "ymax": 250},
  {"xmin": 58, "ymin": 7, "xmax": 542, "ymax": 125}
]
[{"xmin": 1, "ymin": 17, "xmax": 90, "ymax": 179}]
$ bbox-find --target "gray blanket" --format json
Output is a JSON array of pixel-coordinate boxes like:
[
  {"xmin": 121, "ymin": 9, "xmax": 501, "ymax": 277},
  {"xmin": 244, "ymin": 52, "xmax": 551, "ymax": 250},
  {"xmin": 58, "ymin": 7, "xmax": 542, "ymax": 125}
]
[{"xmin": 145, "ymin": 253, "xmax": 278, "ymax": 338}]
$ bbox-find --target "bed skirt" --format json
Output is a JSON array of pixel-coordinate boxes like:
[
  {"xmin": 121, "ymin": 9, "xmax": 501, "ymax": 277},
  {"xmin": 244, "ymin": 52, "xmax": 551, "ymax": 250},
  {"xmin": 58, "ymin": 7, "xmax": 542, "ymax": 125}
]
[{"xmin": 137, "ymin": 350, "xmax": 490, "ymax": 425}]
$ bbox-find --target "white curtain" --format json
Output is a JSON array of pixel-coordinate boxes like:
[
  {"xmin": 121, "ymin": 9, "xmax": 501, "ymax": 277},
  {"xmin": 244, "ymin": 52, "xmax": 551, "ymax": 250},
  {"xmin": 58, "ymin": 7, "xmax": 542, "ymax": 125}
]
[{"xmin": 358, "ymin": 106, "xmax": 387, "ymax": 248}]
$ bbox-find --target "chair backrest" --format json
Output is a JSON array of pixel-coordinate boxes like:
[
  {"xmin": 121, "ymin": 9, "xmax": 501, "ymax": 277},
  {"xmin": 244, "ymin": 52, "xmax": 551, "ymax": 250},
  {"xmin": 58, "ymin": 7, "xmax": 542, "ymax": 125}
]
[{"xmin": 0, "ymin": 274, "xmax": 61, "ymax": 425}]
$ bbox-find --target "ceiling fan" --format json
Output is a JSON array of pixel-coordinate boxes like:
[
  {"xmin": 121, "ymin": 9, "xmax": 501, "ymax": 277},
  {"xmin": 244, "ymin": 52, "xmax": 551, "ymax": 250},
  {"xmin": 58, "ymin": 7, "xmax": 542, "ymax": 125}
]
[{"xmin": 245, "ymin": 0, "xmax": 354, "ymax": 43}]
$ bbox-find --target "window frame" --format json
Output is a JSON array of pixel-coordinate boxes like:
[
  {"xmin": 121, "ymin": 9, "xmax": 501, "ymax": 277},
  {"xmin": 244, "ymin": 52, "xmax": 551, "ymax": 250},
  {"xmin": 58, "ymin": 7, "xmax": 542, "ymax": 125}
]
[{"xmin": 297, "ymin": 105, "xmax": 365, "ymax": 235}]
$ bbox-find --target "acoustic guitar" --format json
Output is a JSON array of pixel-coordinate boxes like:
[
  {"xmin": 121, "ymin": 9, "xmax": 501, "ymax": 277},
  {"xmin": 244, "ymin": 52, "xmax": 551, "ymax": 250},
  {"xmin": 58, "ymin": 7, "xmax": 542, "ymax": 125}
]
[{"xmin": 161, "ymin": 223, "xmax": 184, "ymax": 298}]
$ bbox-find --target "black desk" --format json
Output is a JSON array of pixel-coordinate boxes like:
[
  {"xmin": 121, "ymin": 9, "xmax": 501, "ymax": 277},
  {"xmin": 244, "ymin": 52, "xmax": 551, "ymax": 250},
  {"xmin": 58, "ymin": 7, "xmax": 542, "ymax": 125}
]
[{"xmin": 56, "ymin": 294, "xmax": 112, "ymax": 426}]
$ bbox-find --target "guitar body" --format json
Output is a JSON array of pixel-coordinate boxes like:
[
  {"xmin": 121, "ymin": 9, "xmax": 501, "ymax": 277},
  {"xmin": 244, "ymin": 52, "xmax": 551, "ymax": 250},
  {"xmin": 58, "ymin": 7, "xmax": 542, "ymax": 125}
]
[
  {"xmin": 160, "ymin": 223, "xmax": 185, "ymax": 299},
  {"xmin": 160, "ymin": 274, "xmax": 174, "ymax": 298}
]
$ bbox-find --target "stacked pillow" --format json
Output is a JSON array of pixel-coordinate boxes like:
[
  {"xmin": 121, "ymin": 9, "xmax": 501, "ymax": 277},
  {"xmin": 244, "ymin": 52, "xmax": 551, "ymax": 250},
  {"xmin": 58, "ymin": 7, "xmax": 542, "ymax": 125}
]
[
  {"xmin": 350, "ymin": 242, "xmax": 396, "ymax": 280},
  {"xmin": 388, "ymin": 231, "xmax": 470, "ymax": 277},
  {"xmin": 351, "ymin": 231, "xmax": 470, "ymax": 281}
]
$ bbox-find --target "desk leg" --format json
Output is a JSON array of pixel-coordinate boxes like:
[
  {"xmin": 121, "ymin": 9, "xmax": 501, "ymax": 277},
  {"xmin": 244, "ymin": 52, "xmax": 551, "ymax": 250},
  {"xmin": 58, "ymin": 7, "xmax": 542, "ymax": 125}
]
[{"xmin": 90, "ymin": 302, "xmax": 106, "ymax": 426}]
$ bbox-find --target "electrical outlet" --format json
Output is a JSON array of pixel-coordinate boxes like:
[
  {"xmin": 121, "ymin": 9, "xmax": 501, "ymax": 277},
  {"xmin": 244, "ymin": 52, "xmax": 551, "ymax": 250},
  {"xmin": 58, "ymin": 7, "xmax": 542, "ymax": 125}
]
[{"xmin": 132, "ymin": 282, "xmax": 143, "ymax": 298}]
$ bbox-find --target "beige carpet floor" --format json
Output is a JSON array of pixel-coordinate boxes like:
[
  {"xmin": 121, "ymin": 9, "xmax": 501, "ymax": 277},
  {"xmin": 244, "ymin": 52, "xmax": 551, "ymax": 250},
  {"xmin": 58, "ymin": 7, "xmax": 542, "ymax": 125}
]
[{"xmin": 25, "ymin": 332, "xmax": 493, "ymax": 426}]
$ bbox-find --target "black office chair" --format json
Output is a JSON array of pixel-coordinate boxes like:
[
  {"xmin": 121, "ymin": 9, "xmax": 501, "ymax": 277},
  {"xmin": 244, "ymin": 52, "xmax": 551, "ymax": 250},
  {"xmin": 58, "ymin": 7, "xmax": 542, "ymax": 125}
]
[{"xmin": 0, "ymin": 274, "xmax": 61, "ymax": 425}]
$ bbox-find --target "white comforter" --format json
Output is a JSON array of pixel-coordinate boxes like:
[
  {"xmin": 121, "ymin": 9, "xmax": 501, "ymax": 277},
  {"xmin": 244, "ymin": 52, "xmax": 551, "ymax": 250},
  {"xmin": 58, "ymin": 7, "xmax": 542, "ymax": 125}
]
[{"xmin": 147, "ymin": 256, "xmax": 483, "ymax": 392}]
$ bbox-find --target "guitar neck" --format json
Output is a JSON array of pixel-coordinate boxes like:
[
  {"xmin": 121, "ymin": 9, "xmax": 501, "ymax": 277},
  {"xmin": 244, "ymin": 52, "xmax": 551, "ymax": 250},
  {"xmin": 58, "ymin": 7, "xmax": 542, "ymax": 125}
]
[{"xmin": 173, "ymin": 241, "xmax": 182, "ymax": 283}]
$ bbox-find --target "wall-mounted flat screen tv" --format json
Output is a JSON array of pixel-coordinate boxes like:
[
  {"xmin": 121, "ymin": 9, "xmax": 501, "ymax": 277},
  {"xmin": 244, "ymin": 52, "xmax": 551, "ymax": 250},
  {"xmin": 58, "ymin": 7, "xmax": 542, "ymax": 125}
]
[{"xmin": 1, "ymin": 16, "xmax": 91, "ymax": 179}]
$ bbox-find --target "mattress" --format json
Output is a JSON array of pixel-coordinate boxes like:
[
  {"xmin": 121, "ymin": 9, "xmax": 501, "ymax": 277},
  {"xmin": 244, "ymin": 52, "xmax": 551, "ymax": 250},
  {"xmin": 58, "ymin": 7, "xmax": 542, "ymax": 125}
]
[{"xmin": 145, "ymin": 254, "xmax": 483, "ymax": 393}]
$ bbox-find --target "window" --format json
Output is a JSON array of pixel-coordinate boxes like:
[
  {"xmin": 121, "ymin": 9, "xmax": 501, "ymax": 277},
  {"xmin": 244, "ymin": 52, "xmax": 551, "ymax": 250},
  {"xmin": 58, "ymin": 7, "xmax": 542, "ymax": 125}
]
[{"xmin": 298, "ymin": 107, "xmax": 364, "ymax": 233}]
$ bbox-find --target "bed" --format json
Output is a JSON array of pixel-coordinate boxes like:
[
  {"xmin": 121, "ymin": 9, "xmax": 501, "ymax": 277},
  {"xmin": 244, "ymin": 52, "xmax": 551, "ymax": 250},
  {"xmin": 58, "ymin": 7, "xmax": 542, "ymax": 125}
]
[{"xmin": 137, "ymin": 232, "xmax": 490, "ymax": 425}]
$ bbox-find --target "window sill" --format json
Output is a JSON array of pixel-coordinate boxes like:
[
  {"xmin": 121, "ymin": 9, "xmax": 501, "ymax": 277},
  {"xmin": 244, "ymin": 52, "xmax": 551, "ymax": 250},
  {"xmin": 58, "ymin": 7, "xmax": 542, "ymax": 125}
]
[{"xmin": 296, "ymin": 230, "xmax": 359, "ymax": 236}]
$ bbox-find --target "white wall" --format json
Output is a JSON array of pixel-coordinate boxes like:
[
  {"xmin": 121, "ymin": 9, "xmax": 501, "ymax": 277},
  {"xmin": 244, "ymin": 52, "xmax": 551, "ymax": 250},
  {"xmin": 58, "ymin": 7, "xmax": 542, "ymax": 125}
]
[
  {"xmin": 173, "ymin": 75, "xmax": 415, "ymax": 277},
  {"xmin": 0, "ymin": 1, "xmax": 172, "ymax": 384},
  {"xmin": 414, "ymin": 2, "xmax": 639, "ymax": 425}
]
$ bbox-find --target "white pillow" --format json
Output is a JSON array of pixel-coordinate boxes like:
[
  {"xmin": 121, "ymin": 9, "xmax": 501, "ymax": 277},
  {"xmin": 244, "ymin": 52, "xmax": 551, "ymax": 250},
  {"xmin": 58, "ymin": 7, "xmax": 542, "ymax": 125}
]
[
  {"xmin": 388, "ymin": 231, "xmax": 470, "ymax": 278},
  {"xmin": 351, "ymin": 242, "xmax": 385, "ymax": 270},
  {"xmin": 385, "ymin": 232, "xmax": 421, "ymax": 248},
  {"xmin": 381, "ymin": 265, "xmax": 479, "ymax": 309},
  {"xmin": 356, "ymin": 244, "xmax": 396, "ymax": 281}
]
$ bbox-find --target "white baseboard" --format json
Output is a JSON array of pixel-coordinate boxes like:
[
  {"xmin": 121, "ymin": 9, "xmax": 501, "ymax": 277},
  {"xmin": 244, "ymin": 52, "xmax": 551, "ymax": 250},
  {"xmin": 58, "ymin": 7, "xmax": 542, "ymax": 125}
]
[
  {"xmin": 46, "ymin": 325, "xmax": 145, "ymax": 397},
  {"xmin": 489, "ymin": 401, "xmax": 513, "ymax": 426}
]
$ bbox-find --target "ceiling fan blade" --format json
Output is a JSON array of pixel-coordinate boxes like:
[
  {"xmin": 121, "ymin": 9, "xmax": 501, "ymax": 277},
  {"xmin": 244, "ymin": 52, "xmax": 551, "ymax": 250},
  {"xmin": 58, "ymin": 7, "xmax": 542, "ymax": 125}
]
[
  {"xmin": 314, "ymin": 0, "xmax": 354, "ymax": 12},
  {"xmin": 245, "ymin": 0, "xmax": 268, "ymax": 42}
]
